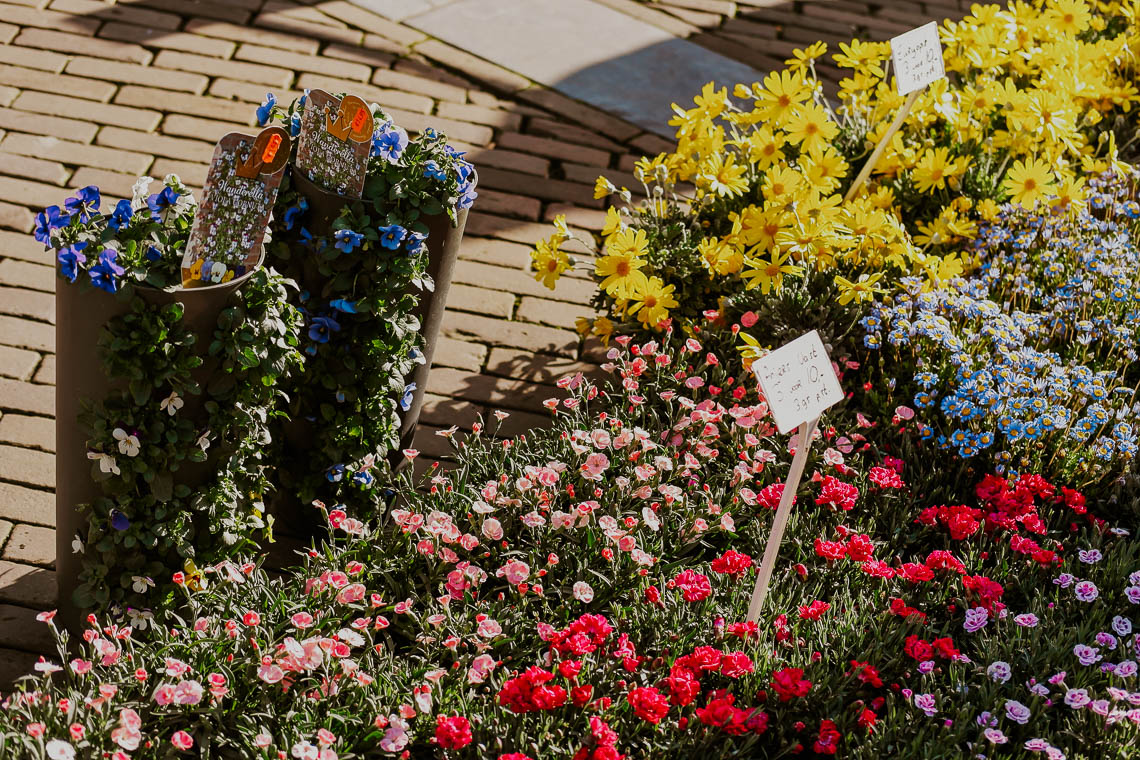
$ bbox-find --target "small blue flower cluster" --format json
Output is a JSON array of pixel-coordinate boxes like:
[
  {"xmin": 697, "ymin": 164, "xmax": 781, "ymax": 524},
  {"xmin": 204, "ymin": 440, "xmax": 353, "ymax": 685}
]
[{"xmin": 863, "ymin": 173, "xmax": 1140, "ymax": 480}]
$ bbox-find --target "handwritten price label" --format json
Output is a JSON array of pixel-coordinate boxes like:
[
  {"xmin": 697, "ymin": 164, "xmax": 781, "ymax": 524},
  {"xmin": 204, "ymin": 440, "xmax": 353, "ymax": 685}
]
[
  {"xmin": 890, "ymin": 21, "xmax": 945, "ymax": 95},
  {"xmin": 751, "ymin": 330, "xmax": 843, "ymax": 434}
]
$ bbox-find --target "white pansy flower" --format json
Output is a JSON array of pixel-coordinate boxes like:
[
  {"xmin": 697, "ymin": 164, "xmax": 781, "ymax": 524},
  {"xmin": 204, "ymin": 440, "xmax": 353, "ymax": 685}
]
[
  {"xmin": 71, "ymin": 536, "xmax": 84, "ymax": 554},
  {"xmin": 131, "ymin": 576, "xmax": 155, "ymax": 594},
  {"xmin": 113, "ymin": 428, "xmax": 140, "ymax": 457},
  {"xmin": 160, "ymin": 391, "xmax": 184, "ymax": 416},
  {"xmin": 87, "ymin": 450, "xmax": 120, "ymax": 475},
  {"xmin": 130, "ymin": 175, "xmax": 153, "ymax": 211},
  {"xmin": 196, "ymin": 430, "xmax": 211, "ymax": 452}
]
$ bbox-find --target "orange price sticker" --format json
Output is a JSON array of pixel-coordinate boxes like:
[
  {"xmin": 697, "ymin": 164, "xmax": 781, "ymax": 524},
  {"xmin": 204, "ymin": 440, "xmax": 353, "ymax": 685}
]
[
  {"xmin": 350, "ymin": 106, "xmax": 368, "ymax": 133},
  {"xmin": 261, "ymin": 133, "xmax": 282, "ymax": 163}
]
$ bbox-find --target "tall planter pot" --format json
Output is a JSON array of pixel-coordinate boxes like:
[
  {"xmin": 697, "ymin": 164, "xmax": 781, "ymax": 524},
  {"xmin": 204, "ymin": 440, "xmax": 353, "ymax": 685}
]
[
  {"xmin": 287, "ymin": 169, "xmax": 474, "ymax": 464},
  {"xmin": 55, "ymin": 258, "xmax": 264, "ymax": 632}
]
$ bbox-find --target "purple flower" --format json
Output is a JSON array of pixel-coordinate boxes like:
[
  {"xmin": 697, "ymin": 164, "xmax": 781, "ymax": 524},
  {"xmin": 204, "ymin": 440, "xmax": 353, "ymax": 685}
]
[
  {"xmin": 1097, "ymin": 632, "xmax": 1119, "ymax": 650},
  {"xmin": 964, "ymin": 607, "xmax": 988, "ymax": 632},
  {"xmin": 1029, "ymin": 682, "xmax": 1050, "ymax": 697},
  {"xmin": 378, "ymin": 224, "xmax": 406, "ymax": 250},
  {"xmin": 987, "ymin": 661, "xmax": 1011, "ymax": 683},
  {"xmin": 1054, "ymin": 572, "xmax": 1075, "ymax": 588},
  {"xmin": 1014, "ymin": 613, "xmax": 1039, "ymax": 627},
  {"xmin": 1078, "ymin": 549, "xmax": 1102, "ymax": 563},
  {"xmin": 1091, "ymin": 699, "xmax": 1110, "ymax": 715},
  {"xmin": 107, "ymin": 198, "xmax": 133, "ymax": 231},
  {"xmin": 1074, "ymin": 580, "xmax": 1099, "ymax": 602},
  {"xmin": 34, "ymin": 205, "xmax": 70, "ymax": 244},
  {"xmin": 1114, "ymin": 616, "xmax": 1133, "ymax": 636},
  {"xmin": 913, "ymin": 693, "xmax": 937, "ymax": 717},
  {"xmin": 64, "ymin": 185, "xmax": 100, "ymax": 222},
  {"xmin": 1116, "ymin": 660, "xmax": 1137, "ymax": 677},
  {"xmin": 1074, "ymin": 644, "xmax": 1101, "ymax": 666},
  {"xmin": 984, "ymin": 728, "xmax": 1008, "ymax": 744},
  {"xmin": 57, "ymin": 242, "xmax": 88, "ymax": 283},
  {"xmin": 1064, "ymin": 688, "xmax": 1091, "ymax": 708},
  {"xmin": 147, "ymin": 186, "xmax": 180, "ymax": 221},
  {"xmin": 918, "ymin": 660, "xmax": 935, "ymax": 674},
  {"xmin": 1049, "ymin": 670, "xmax": 1067, "ymax": 685},
  {"xmin": 1024, "ymin": 738, "xmax": 1050, "ymax": 752},
  {"xmin": 1125, "ymin": 585, "xmax": 1140, "ymax": 604},
  {"xmin": 1005, "ymin": 700, "xmax": 1030, "ymax": 724},
  {"xmin": 371, "ymin": 124, "xmax": 408, "ymax": 162},
  {"xmin": 89, "ymin": 248, "xmax": 125, "ymax": 293},
  {"xmin": 308, "ymin": 315, "xmax": 340, "ymax": 343},
  {"xmin": 110, "ymin": 509, "xmax": 129, "ymax": 531}
]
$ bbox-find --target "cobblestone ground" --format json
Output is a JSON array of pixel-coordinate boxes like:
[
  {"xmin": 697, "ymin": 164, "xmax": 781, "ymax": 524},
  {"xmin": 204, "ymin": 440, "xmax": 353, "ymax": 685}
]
[{"xmin": 0, "ymin": 0, "xmax": 958, "ymax": 689}]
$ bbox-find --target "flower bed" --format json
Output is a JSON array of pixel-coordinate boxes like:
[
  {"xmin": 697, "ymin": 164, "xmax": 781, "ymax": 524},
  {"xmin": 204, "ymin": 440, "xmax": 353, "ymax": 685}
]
[{"xmin": 6, "ymin": 1, "xmax": 1140, "ymax": 758}]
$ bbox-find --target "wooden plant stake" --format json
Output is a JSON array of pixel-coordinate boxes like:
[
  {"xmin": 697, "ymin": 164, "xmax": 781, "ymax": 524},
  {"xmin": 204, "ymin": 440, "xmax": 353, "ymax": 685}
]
[
  {"xmin": 844, "ymin": 21, "xmax": 946, "ymax": 203},
  {"xmin": 744, "ymin": 330, "xmax": 844, "ymax": 624}
]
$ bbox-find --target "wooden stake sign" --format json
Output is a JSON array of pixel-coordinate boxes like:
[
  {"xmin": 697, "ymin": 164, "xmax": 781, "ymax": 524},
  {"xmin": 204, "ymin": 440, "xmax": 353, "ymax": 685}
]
[
  {"xmin": 844, "ymin": 21, "xmax": 946, "ymax": 202},
  {"xmin": 181, "ymin": 127, "xmax": 290, "ymax": 288},
  {"xmin": 295, "ymin": 89, "xmax": 374, "ymax": 198},
  {"xmin": 746, "ymin": 330, "xmax": 844, "ymax": 623}
]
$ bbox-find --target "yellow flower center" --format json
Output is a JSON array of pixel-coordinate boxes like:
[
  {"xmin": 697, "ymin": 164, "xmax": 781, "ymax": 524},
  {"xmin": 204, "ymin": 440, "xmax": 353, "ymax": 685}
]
[
  {"xmin": 616, "ymin": 260, "xmax": 631, "ymax": 276},
  {"xmin": 644, "ymin": 295, "xmax": 658, "ymax": 308},
  {"xmin": 1024, "ymin": 178, "xmax": 1037, "ymax": 191}
]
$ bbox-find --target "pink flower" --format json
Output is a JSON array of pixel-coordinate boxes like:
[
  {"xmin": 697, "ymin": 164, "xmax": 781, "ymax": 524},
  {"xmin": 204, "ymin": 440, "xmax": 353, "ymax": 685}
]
[
  {"xmin": 153, "ymin": 682, "xmax": 176, "ymax": 705},
  {"xmin": 27, "ymin": 722, "xmax": 45, "ymax": 738},
  {"xmin": 580, "ymin": 452, "xmax": 610, "ymax": 480},
  {"xmin": 482, "ymin": 517, "xmax": 504, "ymax": 541},
  {"xmin": 337, "ymin": 583, "xmax": 366, "ymax": 604},
  {"xmin": 573, "ymin": 581, "xmax": 595, "ymax": 603},
  {"xmin": 435, "ymin": 715, "xmax": 472, "ymax": 749},
  {"xmin": 257, "ymin": 663, "xmax": 284, "ymax": 684},
  {"xmin": 497, "ymin": 560, "xmax": 530, "ymax": 586},
  {"xmin": 292, "ymin": 612, "xmax": 314, "ymax": 628},
  {"xmin": 242, "ymin": 611, "xmax": 261, "ymax": 626},
  {"xmin": 173, "ymin": 679, "xmax": 203, "ymax": 705},
  {"xmin": 477, "ymin": 617, "xmax": 503, "ymax": 638},
  {"xmin": 254, "ymin": 733, "xmax": 273, "ymax": 748},
  {"xmin": 171, "ymin": 731, "xmax": 194, "ymax": 751},
  {"xmin": 45, "ymin": 740, "xmax": 75, "ymax": 760},
  {"xmin": 36, "ymin": 610, "xmax": 57, "ymax": 624},
  {"xmin": 672, "ymin": 570, "xmax": 712, "ymax": 602}
]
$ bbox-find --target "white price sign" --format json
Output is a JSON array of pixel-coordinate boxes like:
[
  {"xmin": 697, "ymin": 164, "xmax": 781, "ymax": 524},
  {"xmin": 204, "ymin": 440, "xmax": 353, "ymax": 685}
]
[
  {"xmin": 751, "ymin": 330, "xmax": 843, "ymax": 434},
  {"xmin": 890, "ymin": 21, "xmax": 946, "ymax": 95}
]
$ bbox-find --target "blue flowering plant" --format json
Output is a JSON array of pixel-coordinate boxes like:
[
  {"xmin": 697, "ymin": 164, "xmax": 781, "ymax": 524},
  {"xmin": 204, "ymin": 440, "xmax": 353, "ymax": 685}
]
[
  {"xmin": 40, "ymin": 175, "xmax": 197, "ymax": 293},
  {"xmin": 256, "ymin": 92, "xmax": 477, "ymax": 510},
  {"xmin": 861, "ymin": 172, "xmax": 1140, "ymax": 489}
]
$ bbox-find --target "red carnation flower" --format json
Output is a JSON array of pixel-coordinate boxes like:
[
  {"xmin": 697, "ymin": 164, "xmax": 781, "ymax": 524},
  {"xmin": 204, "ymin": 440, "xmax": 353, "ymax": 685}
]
[
  {"xmin": 672, "ymin": 570, "xmax": 712, "ymax": 602},
  {"xmin": 903, "ymin": 635, "xmax": 933, "ymax": 662},
  {"xmin": 846, "ymin": 533, "xmax": 875, "ymax": 561},
  {"xmin": 813, "ymin": 719, "xmax": 841, "ymax": 755},
  {"xmin": 711, "ymin": 549, "xmax": 753, "ymax": 577},
  {"xmin": 627, "ymin": 686, "xmax": 670, "ymax": 724},
  {"xmin": 798, "ymin": 600, "xmax": 831, "ymax": 621},
  {"xmin": 771, "ymin": 667, "xmax": 812, "ymax": 701},
  {"xmin": 815, "ymin": 476, "xmax": 859, "ymax": 511},
  {"xmin": 435, "ymin": 715, "xmax": 472, "ymax": 750},
  {"xmin": 868, "ymin": 466, "xmax": 904, "ymax": 489},
  {"xmin": 719, "ymin": 651, "xmax": 754, "ymax": 679}
]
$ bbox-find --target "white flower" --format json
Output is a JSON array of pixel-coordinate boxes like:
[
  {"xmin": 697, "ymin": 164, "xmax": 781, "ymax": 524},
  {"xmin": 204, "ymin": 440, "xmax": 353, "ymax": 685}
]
[
  {"xmin": 160, "ymin": 391, "xmax": 184, "ymax": 416},
  {"xmin": 86, "ymin": 450, "xmax": 120, "ymax": 475},
  {"xmin": 113, "ymin": 428, "xmax": 140, "ymax": 457},
  {"xmin": 196, "ymin": 430, "xmax": 211, "ymax": 452},
  {"xmin": 130, "ymin": 175, "xmax": 153, "ymax": 211},
  {"xmin": 131, "ymin": 576, "xmax": 154, "ymax": 594},
  {"xmin": 34, "ymin": 658, "xmax": 62, "ymax": 674},
  {"xmin": 573, "ymin": 581, "xmax": 594, "ymax": 603},
  {"xmin": 71, "ymin": 536, "xmax": 84, "ymax": 554},
  {"xmin": 127, "ymin": 608, "xmax": 153, "ymax": 630},
  {"xmin": 45, "ymin": 739, "xmax": 76, "ymax": 760}
]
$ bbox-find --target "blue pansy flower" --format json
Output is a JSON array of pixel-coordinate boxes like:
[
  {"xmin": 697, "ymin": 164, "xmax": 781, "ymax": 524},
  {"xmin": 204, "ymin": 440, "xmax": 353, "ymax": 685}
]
[
  {"xmin": 65, "ymin": 185, "xmax": 100, "ymax": 223},
  {"xmin": 89, "ymin": 248, "xmax": 125, "ymax": 293},
  {"xmin": 110, "ymin": 509, "xmax": 130, "ymax": 531},
  {"xmin": 147, "ymin": 186, "xmax": 180, "ymax": 222},
  {"xmin": 256, "ymin": 92, "xmax": 277, "ymax": 126},
  {"xmin": 144, "ymin": 246, "xmax": 162, "ymax": 262},
  {"xmin": 107, "ymin": 199, "xmax": 134, "ymax": 232},
  {"xmin": 404, "ymin": 230, "xmax": 427, "ymax": 255},
  {"xmin": 352, "ymin": 470, "xmax": 374, "ymax": 487},
  {"xmin": 400, "ymin": 382, "xmax": 417, "ymax": 411},
  {"xmin": 325, "ymin": 464, "xmax": 345, "ymax": 483},
  {"xmin": 423, "ymin": 160, "xmax": 447, "ymax": 181},
  {"xmin": 329, "ymin": 298, "xmax": 357, "ymax": 314},
  {"xmin": 283, "ymin": 198, "xmax": 308, "ymax": 230},
  {"xmin": 34, "ymin": 205, "xmax": 70, "ymax": 244},
  {"xmin": 378, "ymin": 224, "xmax": 406, "ymax": 250},
  {"xmin": 457, "ymin": 179, "xmax": 478, "ymax": 210},
  {"xmin": 333, "ymin": 229, "xmax": 364, "ymax": 254},
  {"xmin": 371, "ymin": 124, "xmax": 409, "ymax": 162},
  {"xmin": 308, "ymin": 315, "xmax": 340, "ymax": 343},
  {"xmin": 289, "ymin": 112, "xmax": 301, "ymax": 137},
  {"xmin": 57, "ymin": 242, "xmax": 88, "ymax": 283}
]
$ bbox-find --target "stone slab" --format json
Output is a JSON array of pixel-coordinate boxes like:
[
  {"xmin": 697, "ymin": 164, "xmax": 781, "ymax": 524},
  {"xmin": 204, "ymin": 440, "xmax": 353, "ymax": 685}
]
[
  {"xmin": 405, "ymin": 0, "xmax": 758, "ymax": 135},
  {"xmin": 348, "ymin": 0, "xmax": 459, "ymax": 21}
]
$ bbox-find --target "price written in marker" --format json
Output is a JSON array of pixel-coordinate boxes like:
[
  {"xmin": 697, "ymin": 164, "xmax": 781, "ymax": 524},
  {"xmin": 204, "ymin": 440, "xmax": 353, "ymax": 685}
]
[
  {"xmin": 751, "ymin": 330, "xmax": 844, "ymax": 435},
  {"xmin": 891, "ymin": 21, "xmax": 946, "ymax": 95}
]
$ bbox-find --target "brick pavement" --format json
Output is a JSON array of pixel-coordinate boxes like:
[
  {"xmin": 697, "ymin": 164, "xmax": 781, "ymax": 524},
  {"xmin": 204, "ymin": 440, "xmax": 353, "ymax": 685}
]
[{"xmin": 0, "ymin": 0, "xmax": 959, "ymax": 690}]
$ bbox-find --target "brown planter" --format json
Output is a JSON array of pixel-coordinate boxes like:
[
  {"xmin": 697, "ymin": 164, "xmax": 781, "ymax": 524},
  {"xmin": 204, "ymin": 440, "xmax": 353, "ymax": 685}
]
[{"xmin": 55, "ymin": 256, "xmax": 263, "ymax": 631}]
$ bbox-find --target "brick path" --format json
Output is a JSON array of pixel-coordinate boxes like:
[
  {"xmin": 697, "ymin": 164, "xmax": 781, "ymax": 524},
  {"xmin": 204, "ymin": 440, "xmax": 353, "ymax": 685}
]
[{"xmin": 0, "ymin": 0, "xmax": 957, "ymax": 690}]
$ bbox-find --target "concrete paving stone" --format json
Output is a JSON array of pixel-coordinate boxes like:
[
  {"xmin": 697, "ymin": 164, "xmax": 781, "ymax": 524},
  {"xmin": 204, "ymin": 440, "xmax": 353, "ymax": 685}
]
[
  {"xmin": 0, "ymin": 63, "xmax": 117, "ymax": 102},
  {"xmin": 0, "ymin": 43, "xmax": 69, "ymax": 73},
  {"xmin": 385, "ymin": 107, "xmax": 494, "ymax": 146},
  {"xmin": 516, "ymin": 295, "xmax": 596, "ymax": 330},
  {"xmin": 0, "ymin": 259, "xmax": 54, "ymax": 293},
  {"xmin": 69, "ymin": 168, "xmax": 137, "ymax": 201},
  {"xmin": 464, "ymin": 214, "xmax": 555, "ymax": 245},
  {"xmin": 440, "ymin": 310, "xmax": 578, "ymax": 358},
  {"xmin": 209, "ymin": 79, "xmax": 304, "ymax": 106},
  {"xmin": 392, "ymin": 55, "xmax": 479, "ymax": 91},
  {"xmin": 432, "ymin": 336, "xmax": 487, "ymax": 373},
  {"xmin": 32, "ymin": 354, "xmax": 53, "ymax": 385},
  {"xmin": 372, "ymin": 67, "xmax": 468, "ymax": 104},
  {"xmin": 0, "ymin": 150, "xmax": 69, "ymax": 185},
  {"xmin": 0, "ymin": 286, "xmax": 54, "ymax": 322},
  {"xmin": 2, "ymin": 132, "xmax": 152, "ymax": 175},
  {"xmin": 153, "ymin": 50, "xmax": 294, "ymax": 89},
  {"xmin": 0, "ymin": 647, "xmax": 39, "ymax": 690},
  {"xmin": 445, "ymin": 282, "xmax": 515, "ymax": 318},
  {"xmin": 543, "ymin": 203, "xmax": 608, "ymax": 231},
  {"xmin": 485, "ymin": 346, "xmax": 603, "ymax": 386},
  {"xmin": 14, "ymin": 27, "xmax": 152, "ymax": 65},
  {"xmin": 2, "ymin": 523, "xmax": 55, "ymax": 568},
  {"xmin": 0, "ymin": 22, "xmax": 15, "ymax": 45},
  {"xmin": 0, "ymin": 201, "xmax": 33, "ymax": 234},
  {"xmin": 657, "ymin": 4, "xmax": 722, "ymax": 28},
  {"xmin": 0, "ymin": 377, "xmax": 53, "ymax": 416},
  {"xmin": 0, "ymin": 413, "xmax": 53, "ymax": 452},
  {"xmin": 0, "ymin": 603, "xmax": 56, "ymax": 653},
  {"xmin": 659, "ymin": 0, "xmax": 737, "ymax": 15},
  {"xmin": 471, "ymin": 188, "xmax": 541, "ymax": 220},
  {"xmin": 464, "ymin": 146, "xmax": 549, "ymax": 177},
  {"xmin": 493, "ymin": 407, "xmax": 554, "ymax": 438},
  {"xmin": 161, "ymin": 114, "xmax": 252, "ymax": 144},
  {"xmin": 0, "ymin": 562, "xmax": 56, "ymax": 610},
  {"xmin": 426, "ymin": 366, "xmax": 566, "ymax": 414},
  {"xmin": 0, "ymin": 2, "xmax": 100, "ymax": 35},
  {"xmin": 525, "ymin": 116, "xmax": 629, "ymax": 153},
  {"xmin": 149, "ymin": 159, "xmax": 208, "ymax": 190},
  {"xmin": 12, "ymin": 91, "xmax": 162, "ymax": 132},
  {"xmin": 419, "ymin": 390, "xmax": 482, "ymax": 430},
  {"xmin": 95, "ymin": 127, "xmax": 213, "ymax": 164},
  {"xmin": 457, "ymin": 236, "xmax": 534, "ymax": 270},
  {"xmin": 184, "ymin": 18, "xmax": 323, "ymax": 54},
  {"xmin": 64, "ymin": 56, "xmax": 210, "ymax": 94},
  {"xmin": 0, "ymin": 443, "xmax": 54, "ymax": 489},
  {"xmin": 99, "ymin": 22, "xmax": 237, "ymax": 58},
  {"xmin": 133, "ymin": 0, "xmax": 254, "ymax": 25},
  {"xmin": 0, "ymin": 106, "xmax": 99, "ymax": 142},
  {"xmin": 348, "ymin": 0, "xmax": 460, "ymax": 22},
  {"xmin": 320, "ymin": 0, "xmax": 428, "ymax": 46},
  {"xmin": 0, "ymin": 314, "xmax": 53, "ymax": 352},
  {"xmin": 0, "ymin": 345, "xmax": 39, "ymax": 381},
  {"xmin": 411, "ymin": 422, "xmax": 460, "ymax": 460},
  {"xmin": 455, "ymin": 258, "xmax": 596, "ymax": 303},
  {"xmin": 0, "ymin": 518, "xmax": 11, "ymax": 551},
  {"xmin": 591, "ymin": 0, "xmax": 700, "ymax": 35},
  {"xmin": 49, "ymin": 0, "xmax": 183, "ymax": 29},
  {"xmin": 236, "ymin": 44, "xmax": 373, "ymax": 82},
  {"xmin": 0, "ymin": 174, "xmax": 74, "ymax": 210},
  {"xmin": 263, "ymin": 0, "xmax": 351, "ymax": 28},
  {"xmin": 0, "ymin": 482, "xmax": 55, "ymax": 528},
  {"xmin": 0, "ymin": 84, "xmax": 15, "ymax": 107},
  {"xmin": 563, "ymin": 162, "xmax": 640, "ymax": 193}
]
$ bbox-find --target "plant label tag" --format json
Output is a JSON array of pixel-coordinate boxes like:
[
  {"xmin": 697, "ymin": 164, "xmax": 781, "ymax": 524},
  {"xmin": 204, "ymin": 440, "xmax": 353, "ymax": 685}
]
[
  {"xmin": 890, "ymin": 21, "xmax": 945, "ymax": 95},
  {"xmin": 751, "ymin": 330, "xmax": 843, "ymax": 434},
  {"xmin": 180, "ymin": 127, "xmax": 290, "ymax": 288},
  {"xmin": 295, "ymin": 88, "xmax": 374, "ymax": 198}
]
